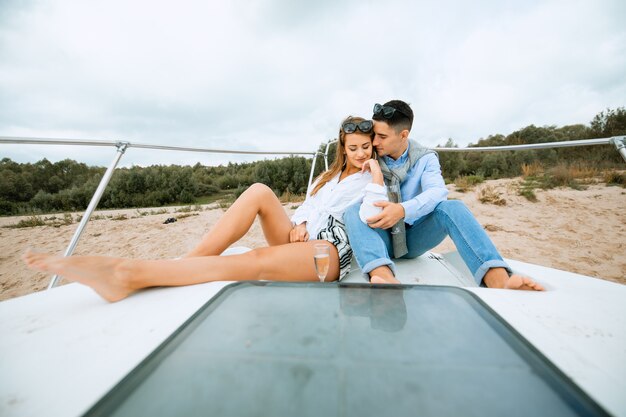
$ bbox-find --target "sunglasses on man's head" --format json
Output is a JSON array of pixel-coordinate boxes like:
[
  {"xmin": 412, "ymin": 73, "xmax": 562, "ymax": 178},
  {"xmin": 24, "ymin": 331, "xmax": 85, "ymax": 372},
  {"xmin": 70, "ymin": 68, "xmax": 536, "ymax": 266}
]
[
  {"xmin": 373, "ymin": 103, "xmax": 408, "ymax": 119},
  {"xmin": 342, "ymin": 120, "xmax": 373, "ymax": 134}
]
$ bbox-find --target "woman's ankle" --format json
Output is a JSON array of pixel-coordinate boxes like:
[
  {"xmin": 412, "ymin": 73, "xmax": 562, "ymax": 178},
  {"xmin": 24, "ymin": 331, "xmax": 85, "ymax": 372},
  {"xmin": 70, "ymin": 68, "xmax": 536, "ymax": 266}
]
[{"xmin": 113, "ymin": 259, "xmax": 139, "ymax": 290}]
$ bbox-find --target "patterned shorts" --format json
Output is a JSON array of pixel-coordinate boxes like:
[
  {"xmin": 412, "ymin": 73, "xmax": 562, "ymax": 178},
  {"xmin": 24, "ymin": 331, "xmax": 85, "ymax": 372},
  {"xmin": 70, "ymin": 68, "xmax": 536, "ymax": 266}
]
[{"xmin": 316, "ymin": 216, "xmax": 353, "ymax": 281}]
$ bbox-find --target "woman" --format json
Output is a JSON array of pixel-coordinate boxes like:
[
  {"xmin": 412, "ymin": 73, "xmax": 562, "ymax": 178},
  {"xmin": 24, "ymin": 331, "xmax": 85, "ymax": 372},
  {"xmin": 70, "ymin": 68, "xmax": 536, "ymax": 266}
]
[{"xmin": 23, "ymin": 116, "xmax": 388, "ymax": 302}]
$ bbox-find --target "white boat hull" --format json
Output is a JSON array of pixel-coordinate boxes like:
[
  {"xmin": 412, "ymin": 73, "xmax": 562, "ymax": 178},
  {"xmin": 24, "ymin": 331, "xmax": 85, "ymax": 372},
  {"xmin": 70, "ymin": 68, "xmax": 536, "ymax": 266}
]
[{"xmin": 1, "ymin": 251, "xmax": 624, "ymax": 416}]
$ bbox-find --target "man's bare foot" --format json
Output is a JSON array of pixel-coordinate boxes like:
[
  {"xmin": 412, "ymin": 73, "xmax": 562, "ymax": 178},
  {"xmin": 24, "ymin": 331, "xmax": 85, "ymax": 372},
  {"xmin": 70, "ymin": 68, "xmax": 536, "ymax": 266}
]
[
  {"xmin": 369, "ymin": 265, "xmax": 400, "ymax": 285},
  {"xmin": 370, "ymin": 275, "xmax": 401, "ymax": 284},
  {"xmin": 22, "ymin": 250, "xmax": 135, "ymax": 302},
  {"xmin": 483, "ymin": 267, "xmax": 544, "ymax": 291},
  {"xmin": 504, "ymin": 274, "xmax": 545, "ymax": 291}
]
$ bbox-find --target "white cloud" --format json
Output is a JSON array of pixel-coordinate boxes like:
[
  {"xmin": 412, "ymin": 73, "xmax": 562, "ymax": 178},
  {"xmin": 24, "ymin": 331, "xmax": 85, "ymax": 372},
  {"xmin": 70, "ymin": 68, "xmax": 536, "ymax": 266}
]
[{"xmin": 1, "ymin": 0, "xmax": 624, "ymax": 166}]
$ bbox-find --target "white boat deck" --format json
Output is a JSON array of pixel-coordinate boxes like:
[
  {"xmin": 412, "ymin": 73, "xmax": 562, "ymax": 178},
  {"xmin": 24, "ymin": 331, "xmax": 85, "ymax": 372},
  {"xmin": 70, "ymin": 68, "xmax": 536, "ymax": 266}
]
[{"xmin": 0, "ymin": 252, "xmax": 624, "ymax": 416}]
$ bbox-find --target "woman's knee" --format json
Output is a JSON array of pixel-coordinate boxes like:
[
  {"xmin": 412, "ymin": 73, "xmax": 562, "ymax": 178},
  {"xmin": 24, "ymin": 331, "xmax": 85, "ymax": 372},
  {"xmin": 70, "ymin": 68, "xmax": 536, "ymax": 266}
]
[
  {"xmin": 246, "ymin": 182, "xmax": 274, "ymax": 197},
  {"xmin": 242, "ymin": 183, "xmax": 278, "ymax": 207}
]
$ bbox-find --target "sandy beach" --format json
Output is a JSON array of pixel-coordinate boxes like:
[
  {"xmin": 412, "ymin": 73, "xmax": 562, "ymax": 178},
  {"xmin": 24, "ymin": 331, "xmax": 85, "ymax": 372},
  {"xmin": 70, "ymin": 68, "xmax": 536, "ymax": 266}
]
[{"xmin": 1, "ymin": 177, "xmax": 624, "ymax": 301}]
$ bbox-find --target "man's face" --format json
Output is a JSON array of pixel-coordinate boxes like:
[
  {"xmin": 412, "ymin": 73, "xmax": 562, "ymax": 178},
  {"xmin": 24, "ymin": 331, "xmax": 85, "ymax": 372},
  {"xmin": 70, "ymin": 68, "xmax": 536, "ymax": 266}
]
[{"xmin": 372, "ymin": 120, "xmax": 409, "ymax": 159}]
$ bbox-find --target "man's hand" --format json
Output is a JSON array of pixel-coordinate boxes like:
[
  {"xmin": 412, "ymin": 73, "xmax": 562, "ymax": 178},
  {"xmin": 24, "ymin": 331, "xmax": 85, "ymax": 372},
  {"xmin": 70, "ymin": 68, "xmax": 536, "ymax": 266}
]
[
  {"xmin": 366, "ymin": 201, "xmax": 405, "ymax": 229},
  {"xmin": 289, "ymin": 223, "xmax": 309, "ymax": 242}
]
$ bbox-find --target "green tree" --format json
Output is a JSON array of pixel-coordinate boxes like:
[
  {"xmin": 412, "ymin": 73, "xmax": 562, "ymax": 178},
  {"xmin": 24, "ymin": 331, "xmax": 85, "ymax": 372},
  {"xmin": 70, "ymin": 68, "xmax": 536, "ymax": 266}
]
[
  {"xmin": 437, "ymin": 138, "xmax": 464, "ymax": 180},
  {"xmin": 590, "ymin": 107, "xmax": 626, "ymax": 137}
]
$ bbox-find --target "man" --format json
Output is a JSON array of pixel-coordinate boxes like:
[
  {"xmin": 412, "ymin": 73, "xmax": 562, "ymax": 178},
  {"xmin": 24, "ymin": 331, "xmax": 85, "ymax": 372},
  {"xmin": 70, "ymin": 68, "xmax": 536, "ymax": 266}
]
[{"xmin": 343, "ymin": 100, "xmax": 544, "ymax": 290}]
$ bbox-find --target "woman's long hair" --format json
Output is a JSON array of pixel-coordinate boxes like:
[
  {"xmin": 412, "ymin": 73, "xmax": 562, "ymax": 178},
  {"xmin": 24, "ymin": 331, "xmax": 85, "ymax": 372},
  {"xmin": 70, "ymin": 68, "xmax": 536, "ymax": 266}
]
[{"xmin": 310, "ymin": 116, "xmax": 374, "ymax": 196}]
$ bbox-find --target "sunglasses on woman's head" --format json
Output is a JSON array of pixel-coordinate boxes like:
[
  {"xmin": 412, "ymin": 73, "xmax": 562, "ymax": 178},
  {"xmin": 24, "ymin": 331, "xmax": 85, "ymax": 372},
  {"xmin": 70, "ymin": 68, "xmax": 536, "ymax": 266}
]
[
  {"xmin": 373, "ymin": 103, "xmax": 408, "ymax": 119},
  {"xmin": 342, "ymin": 120, "xmax": 373, "ymax": 134}
]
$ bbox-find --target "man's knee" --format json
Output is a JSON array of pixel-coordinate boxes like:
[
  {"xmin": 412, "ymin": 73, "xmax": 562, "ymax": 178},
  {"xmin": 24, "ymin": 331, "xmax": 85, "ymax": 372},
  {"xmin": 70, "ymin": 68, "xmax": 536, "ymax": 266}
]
[{"xmin": 434, "ymin": 199, "xmax": 467, "ymax": 216}]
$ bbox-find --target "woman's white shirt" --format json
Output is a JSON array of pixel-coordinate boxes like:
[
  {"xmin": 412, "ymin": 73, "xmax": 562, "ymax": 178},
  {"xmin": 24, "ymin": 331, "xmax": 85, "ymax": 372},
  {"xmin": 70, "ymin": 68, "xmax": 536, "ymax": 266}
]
[{"xmin": 291, "ymin": 171, "xmax": 388, "ymax": 239}]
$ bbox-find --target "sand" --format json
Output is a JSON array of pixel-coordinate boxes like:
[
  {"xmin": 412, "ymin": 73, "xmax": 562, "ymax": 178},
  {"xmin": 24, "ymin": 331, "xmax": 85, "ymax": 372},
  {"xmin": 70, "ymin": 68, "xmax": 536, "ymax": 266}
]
[{"xmin": 1, "ymin": 177, "xmax": 624, "ymax": 301}]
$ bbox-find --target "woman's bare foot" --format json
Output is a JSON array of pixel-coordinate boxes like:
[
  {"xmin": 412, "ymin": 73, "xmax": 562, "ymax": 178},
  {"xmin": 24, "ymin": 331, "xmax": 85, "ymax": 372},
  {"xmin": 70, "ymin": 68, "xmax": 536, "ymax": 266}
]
[
  {"xmin": 22, "ymin": 250, "xmax": 135, "ymax": 302},
  {"xmin": 370, "ymin": 275, "xmax": 401, "ymax": 284}
]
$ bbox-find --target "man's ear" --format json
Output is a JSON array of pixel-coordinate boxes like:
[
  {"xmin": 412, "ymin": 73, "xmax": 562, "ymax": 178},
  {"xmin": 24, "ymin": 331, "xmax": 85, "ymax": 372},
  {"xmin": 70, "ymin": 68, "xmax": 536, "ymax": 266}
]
[{"xmin": 401, "ymin": 129, "xmax": 410, "ymax": 140}]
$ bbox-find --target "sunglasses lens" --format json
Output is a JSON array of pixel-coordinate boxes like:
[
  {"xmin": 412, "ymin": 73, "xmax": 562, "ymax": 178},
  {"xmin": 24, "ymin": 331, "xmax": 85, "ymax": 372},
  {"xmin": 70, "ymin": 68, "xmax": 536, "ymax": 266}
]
[
  {"xmin": 382, "ymin": 106, "xmax": 395, "ymax": 118},
  {"xmin": 373, "ymin": 103, "xmax": 396, "ymax": 119},
  {"xmin": 343, "ymin": 123, "xmax": 357, "ymax": 133},
  {"xmin": 358, "ymin": 120, "xmax": 373, "ymax": 132}
]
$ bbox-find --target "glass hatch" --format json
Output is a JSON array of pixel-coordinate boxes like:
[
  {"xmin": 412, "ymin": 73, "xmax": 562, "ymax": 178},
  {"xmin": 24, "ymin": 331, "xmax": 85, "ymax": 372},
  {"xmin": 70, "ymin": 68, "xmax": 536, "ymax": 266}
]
[{"xmin": 84, "ymin": 283, "xmax": 608, "ymax": 417}]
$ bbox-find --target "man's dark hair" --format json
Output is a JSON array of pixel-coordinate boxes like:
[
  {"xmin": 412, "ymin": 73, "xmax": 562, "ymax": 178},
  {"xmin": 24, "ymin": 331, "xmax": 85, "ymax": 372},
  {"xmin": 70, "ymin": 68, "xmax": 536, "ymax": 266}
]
[{"xmin": 372, "ymin": 99, "xmax": 413, "ymax": 133}]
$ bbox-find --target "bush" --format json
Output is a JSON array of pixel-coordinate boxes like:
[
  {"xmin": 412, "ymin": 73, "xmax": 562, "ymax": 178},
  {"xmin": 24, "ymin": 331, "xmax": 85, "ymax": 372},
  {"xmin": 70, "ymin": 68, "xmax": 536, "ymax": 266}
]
[
  {"xmin": 454, "ymin": 175, "xmax": 484, "ymax": 192},
  {"xmin": 521, "ymin": 162, "xmax": 543, "ymax": 177},
  {"xmin": 604, "ymin": 170, "xmax": 626, "ymax": 187},
  {"xmin": 477, "ymin": 185, "xmax": 506, "ymax": 206},
  {"xmin": 0, "ymin": 199, "xmax": 17, "ymax": 215},
  {"xmin": 11, "ymin": 216, "xmax": 46, "ymax": 228},
  {"xmin": 518, "ymin": 187, "xmax": 538, "ymax": 202},
  {"xmin": 547, "ymin": 164, "xmax": 575, "ymax": 187},
  {"xmin": 178, "ymin": 190, "xmax": 195, "ymax": 204},
  {"xmin": 198, "ymin": 184, "xmax": 220, "ymax": 195},
  {"xmin": 174, "ymin": 206, "xmax": 193, "ymax": 213},
  {"xmin": 234, "ymin": 186, "xmax": 248, "ymax": 199},
  {"xmin": 217, "ymin": 175, "xmax": 239, "ymax": 190}
]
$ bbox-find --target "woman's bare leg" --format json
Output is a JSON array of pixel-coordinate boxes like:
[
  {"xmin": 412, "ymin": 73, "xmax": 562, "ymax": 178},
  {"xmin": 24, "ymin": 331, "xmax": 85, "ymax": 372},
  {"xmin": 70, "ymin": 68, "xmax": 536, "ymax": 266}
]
[
  {"xmin": 185, "ymin": 183, "xmax": 293, "ymax": 257},
  {"xmin": 23, "ymin": 240, "xmax": 339, "ymax": 302}
]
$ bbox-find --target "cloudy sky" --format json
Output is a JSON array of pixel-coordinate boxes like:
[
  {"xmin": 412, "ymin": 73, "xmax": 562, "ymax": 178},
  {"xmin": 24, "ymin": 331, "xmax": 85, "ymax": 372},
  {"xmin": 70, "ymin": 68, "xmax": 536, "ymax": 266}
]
[{"xmin": 1, "ymin": 0, "xmax": 624, "ymax": 167}]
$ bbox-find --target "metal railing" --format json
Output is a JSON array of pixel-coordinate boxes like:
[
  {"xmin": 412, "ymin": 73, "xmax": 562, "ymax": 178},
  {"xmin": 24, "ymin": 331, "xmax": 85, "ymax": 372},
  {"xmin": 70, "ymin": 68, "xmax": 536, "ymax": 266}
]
[
  {"xmin": 1, "ymin": 134, "xmax": 625, "ymax": 289},
  {"xmin": 1, "ymin": 136, "xmax": 316, "ymax": 288},
  {"xmin": 318, "ymin": 137, "xmax": 626, "ymax": 166}
]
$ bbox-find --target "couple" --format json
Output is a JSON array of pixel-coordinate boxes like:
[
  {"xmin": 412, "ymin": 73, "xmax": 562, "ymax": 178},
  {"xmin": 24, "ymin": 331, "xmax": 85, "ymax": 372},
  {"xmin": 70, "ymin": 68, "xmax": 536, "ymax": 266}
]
[{"xmin": 23, "ymin": 100, "xmax": 543, "ymax": 301}]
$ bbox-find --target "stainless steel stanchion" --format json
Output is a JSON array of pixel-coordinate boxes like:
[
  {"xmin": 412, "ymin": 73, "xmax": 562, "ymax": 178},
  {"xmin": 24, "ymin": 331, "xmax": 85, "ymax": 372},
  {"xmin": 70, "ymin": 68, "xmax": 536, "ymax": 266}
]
[
  {"xmin": 47, "ymin": 142, "xmax": 130, "ymax": 289},
  {"xmin": 611, "ymin": 136, "xmax": 626, "ymax": 164},
  {"xmin": 306, "ymin": 152, "xmax": 320, "ymax": 195},
  {"xmin": 323, "ymin": 140, "xmax": 332, "ymax": 171}
]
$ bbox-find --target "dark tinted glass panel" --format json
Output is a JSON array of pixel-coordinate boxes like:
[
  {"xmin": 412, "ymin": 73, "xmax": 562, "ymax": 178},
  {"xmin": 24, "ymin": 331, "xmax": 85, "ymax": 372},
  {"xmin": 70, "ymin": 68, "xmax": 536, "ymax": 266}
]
[{"xmin": 85, "ymin": 283, "xmax": 608, "ymax": 417}]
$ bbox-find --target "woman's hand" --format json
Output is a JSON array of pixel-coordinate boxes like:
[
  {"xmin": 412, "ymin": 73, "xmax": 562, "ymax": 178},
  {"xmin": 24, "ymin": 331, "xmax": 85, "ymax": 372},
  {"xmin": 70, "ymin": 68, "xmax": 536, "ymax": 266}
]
[
  {"xmin": 290, "ymin": 223, "xmax": 309, "ymax": 243},
  {"xmin": 361, "ymin": 159, "xmax": 384, "ymax": 186}
]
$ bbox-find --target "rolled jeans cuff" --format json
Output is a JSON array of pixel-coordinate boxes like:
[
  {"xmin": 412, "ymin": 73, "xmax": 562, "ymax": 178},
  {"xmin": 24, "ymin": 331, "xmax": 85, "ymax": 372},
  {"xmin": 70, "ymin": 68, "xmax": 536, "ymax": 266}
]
[
  {"xmin": 476, "ymin": 260, "xmax": 512, "ymax": 287},
  {"xmin": 361, "ymin": 258, "xmax": 396, "ymax": 280}
]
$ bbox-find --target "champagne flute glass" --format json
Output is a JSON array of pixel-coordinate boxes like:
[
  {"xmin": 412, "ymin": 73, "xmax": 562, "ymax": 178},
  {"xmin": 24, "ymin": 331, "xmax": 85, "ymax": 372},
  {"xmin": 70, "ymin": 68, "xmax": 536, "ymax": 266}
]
[{"xmin": 314, "ymin": 244, "xmax": 330, "ymax": 282}]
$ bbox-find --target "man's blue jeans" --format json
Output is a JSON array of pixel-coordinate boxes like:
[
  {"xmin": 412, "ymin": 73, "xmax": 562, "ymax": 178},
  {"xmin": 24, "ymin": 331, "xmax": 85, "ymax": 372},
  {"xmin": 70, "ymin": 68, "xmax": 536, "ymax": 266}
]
[{"xmin": 343, "ymin": 200, "xmax": 511, "ymax": 286}]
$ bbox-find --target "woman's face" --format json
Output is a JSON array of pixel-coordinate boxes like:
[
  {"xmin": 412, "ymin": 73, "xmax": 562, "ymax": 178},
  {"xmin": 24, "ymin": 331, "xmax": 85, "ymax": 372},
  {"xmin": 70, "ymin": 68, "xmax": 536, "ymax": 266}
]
[{"xmin": 343, "ymin": 133, "xmax": 373, "ymax": 170}]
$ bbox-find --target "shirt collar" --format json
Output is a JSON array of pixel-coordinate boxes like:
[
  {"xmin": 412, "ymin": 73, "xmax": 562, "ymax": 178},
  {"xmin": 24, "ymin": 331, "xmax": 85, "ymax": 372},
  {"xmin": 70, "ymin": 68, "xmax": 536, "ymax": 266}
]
[
  {"xmin": 336, "ymin": 170, "xmax": 364, "ymax": 184},
  {"xmin": 382, "ymin": 141, "xmax": 410, "ymax": 167}
]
